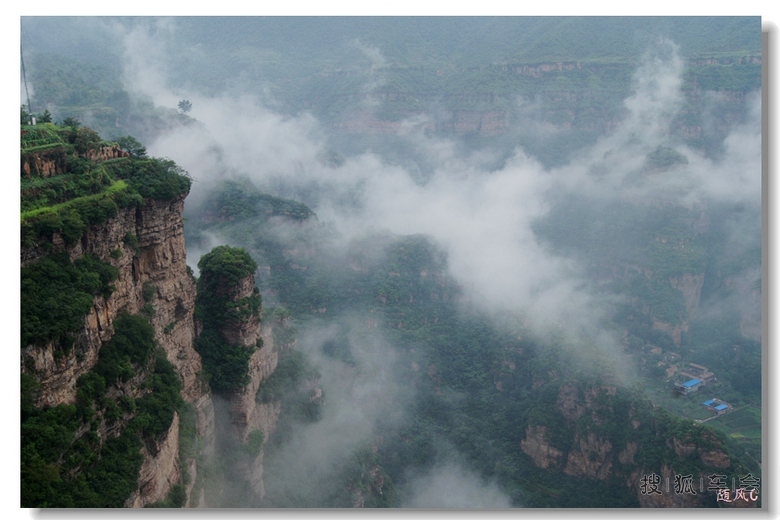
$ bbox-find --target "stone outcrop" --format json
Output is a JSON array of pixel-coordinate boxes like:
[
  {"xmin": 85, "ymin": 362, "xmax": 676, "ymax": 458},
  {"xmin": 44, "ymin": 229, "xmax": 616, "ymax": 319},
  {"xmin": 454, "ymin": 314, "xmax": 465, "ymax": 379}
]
[
  {"xmin": 21, "ymin": 146, "xmax": 69, "ymax": 177},
  {"xmin": 223, "ymin": 276, "xmax": 281, "ymax": 499},
  {"xmin": 518, "ymin": 378, "xmax": 751, "ymax": 508},
  {"xmin": 564, "ymin": 432, "xmax": 613, "ymax": 480},
  {"xmin": 193, "ymin": 259, "xmax": 282, "ymax": 502},
  {"xmin": 556, "ymin": 382, "xmax": 617, "ymax": 423},
  {"xmin": 21, "ymin": 142, "xmax": 128, "ymax": 178},
  {"xmin": 520, "ymin": 425, "xmax": 564, "ymax": 469},
  {"xmin": 127, "ymin": 412, "xmax": 181, "ymax": 507},
  {"xmin": 218, "ymin": 276, "xmax": 263, "ymax": 347},
  {"xmin": 230, "ymin": 325, "xmax": 280, "ymax": 442},
  {"xmin": 83, "ymin": 144, "xmax": 129, "ymax": 162}
]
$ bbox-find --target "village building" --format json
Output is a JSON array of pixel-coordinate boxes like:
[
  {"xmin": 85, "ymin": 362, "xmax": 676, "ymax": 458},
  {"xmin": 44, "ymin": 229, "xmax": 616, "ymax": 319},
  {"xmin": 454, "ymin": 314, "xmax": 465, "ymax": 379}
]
[
  {"xmin": 701, "ymin": 398, "xmax": 732, "ymax": 415},
  {"xmin": 675, "ymin": 378, "xmax": 703, "ymax": 394},
  {"xmin": 680, "ymin": 363, "xmax": 716, "ymax": 383}
]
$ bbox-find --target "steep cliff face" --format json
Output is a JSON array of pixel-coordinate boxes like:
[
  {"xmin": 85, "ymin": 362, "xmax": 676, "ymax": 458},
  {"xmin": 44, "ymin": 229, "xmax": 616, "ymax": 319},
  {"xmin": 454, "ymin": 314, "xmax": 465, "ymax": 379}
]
[
  {"xmin": 22, "ymin": 197, "xmax": 203, "ymax": 406},
  {"xmin": 20, "ymin": 131, "xmax": 215, "ymax": 508},
  {"xmin": 193, "ymin": 246, "xmax": 282, "ymax": 503},
  {"xmin": 230, "ymin": 324, "xmax": 280, "ymax": 441},
  {"xmin": 127, "ymin": 412, "xmax": 181, "ymax": 507},
  {"xmin": 213, "ymin": 272, "xmax": 280, "ymax": 499},
  {"xmin": 21, "ymin": 145, "xmax": 71, "ymax": 177},
  {"xmin": 21, "ymin": 193, "xmax": 215, "ymax": 506},
  {"xmin": 564, "ymin": 432, "xmax": 613, "ymax": 480}
]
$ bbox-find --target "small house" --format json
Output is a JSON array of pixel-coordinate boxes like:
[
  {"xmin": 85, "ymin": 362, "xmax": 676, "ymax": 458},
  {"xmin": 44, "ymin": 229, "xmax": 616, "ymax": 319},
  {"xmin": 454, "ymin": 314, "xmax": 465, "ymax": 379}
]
[
  {"xmin": 681, "ymin": 363, "xmax": 716, "ymax": 383},
  {"xmin": 675, "ymin": 378, "xmax": 703, "ymax": 394},
  {"xmin": 713, "ymin": 403, "xmax": 730, "ymax": 415}
]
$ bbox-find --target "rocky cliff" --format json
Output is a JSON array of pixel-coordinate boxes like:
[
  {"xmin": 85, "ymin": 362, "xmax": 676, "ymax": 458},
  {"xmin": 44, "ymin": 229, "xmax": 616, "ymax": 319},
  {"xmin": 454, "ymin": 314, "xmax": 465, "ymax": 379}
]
[
  {"xmin": 519, "ymin": 380, "xmax": 753, "ymax": 508},
  {"xmin": 230, "ymin": 324, "xmax": 280, "ymax": 441},
  {"xmin": 225, "ymin": 282, "xmax": 280, "ymax": 499},
  {"xmin": 20, "ymin": 128, "xmax": 215, "ymax": 508},
  {"xmin": 192, "ymin": 245, "xmax": 283, "ymax": 503},
  {"xmin": 22, "ymin": 196, "xmax": 203, "ymax": 405}
]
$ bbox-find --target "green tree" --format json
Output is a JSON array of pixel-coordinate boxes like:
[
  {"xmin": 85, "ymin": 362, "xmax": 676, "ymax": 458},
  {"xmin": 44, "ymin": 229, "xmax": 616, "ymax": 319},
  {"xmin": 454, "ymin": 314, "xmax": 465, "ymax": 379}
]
[
  {"xmin": 177, "ymin": 99, "xmax": 192, "ymax": 114},
  {"xmin": 74, "ymin": 127, "xmax": 100, "ymax": 154},
  {"xmin": 61, "ymin": 116, "xmax": 80, "ymax": 128},
  {"xmin": 116, "ymin": 136, "xmax": 147, "ymax": 158}
]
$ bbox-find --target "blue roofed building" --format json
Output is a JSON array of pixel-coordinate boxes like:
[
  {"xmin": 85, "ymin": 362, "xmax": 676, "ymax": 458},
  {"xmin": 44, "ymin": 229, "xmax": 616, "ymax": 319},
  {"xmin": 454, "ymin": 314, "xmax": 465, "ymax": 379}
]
[
  {"xmin": 701, "ymin": 398, "xmax": 732, "ymax": 415},
  {"xmin": 675, "ymin": 378, "xmax": 703, "ymax": 394},
  {"xmin": 713, "ymin": 403, "xmax": 730, "ymax": 415}
]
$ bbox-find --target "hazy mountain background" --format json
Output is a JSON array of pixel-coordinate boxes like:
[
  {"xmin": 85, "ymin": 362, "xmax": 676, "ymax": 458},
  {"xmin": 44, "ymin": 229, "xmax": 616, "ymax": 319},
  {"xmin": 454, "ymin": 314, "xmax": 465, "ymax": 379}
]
[{"xmin": 17, "ymin": 16, "xmax": 766, "ymax": 509}]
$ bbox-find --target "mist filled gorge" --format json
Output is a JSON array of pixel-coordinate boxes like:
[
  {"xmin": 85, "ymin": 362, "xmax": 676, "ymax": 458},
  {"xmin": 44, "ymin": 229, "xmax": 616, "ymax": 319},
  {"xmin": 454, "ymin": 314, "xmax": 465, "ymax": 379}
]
[{"xmin": 19, "ymin": 17, "xmax": 764, "ymax": 509}]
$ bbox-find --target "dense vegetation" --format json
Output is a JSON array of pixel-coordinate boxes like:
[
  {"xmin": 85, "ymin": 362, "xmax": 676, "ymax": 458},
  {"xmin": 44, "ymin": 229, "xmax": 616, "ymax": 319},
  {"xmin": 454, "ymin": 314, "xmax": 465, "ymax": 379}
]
[
  {"xmin": 185, "ymin": 174, "xmax": 760, "ymax": 507},
  {"xmin": 194, "ymin": 246, "xmax": 261, "ymax": 394},
  {"xmin": 21, "ymin": 253, "xmax": 118, "ymax": 348},
  {"xmin": 21, "ymin": 122, "xmax": 191, "ymax": 250},
  {"xmin": 21, "ymin": 315, "xmax": 183, "ymax": 507}
]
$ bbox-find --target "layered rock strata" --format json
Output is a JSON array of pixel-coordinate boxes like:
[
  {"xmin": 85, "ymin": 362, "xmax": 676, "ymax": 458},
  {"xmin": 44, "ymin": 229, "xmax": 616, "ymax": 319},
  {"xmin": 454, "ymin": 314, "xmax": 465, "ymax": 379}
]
[{"xmin": 21, "ymin": 192, "xmax": 215, "ymax": 507}]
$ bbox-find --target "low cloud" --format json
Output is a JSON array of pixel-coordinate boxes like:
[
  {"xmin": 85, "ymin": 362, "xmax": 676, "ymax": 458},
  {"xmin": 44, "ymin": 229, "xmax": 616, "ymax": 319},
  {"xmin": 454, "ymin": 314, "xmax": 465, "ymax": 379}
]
[
  {"xmin": 133, "ymin": 28, "xmax": 759, "ymax": 376},
  {"xmin": 401, "ymin": 461, "xmax": 513, "ymax": 509},
  {"xmin": 262, "ymin": 317, "xmax": 413, "ymax": 505},
  {"xmin": 108, "ymin": 20, "xmax": 760, "ymax": 507}
]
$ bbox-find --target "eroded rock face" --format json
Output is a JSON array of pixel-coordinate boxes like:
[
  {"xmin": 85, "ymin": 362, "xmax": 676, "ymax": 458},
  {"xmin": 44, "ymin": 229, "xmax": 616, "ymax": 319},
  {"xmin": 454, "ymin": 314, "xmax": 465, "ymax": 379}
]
[
  {"xmin": 230, "ymin": 324, "xmax": 280, "ymax": 441},
  {"xmin": 556, "ymin": 383, "xmax": 617, "ymax": 424},
  {"xmin": 223, "ymin": 285, "xmax": 281, "ymax": 500},
  {"xmin": 21, "ymin": 147, "xmax": 69, "ymax": 178},
  {"xmin": 21, "ymin": 194, "xmax": 216, "ymax": 508},
  {"xmin": 192, "ymin": 264, "xmax": 281, "ymax": 502},
  {"xmin": 698, "ymin": 448, "xmax": 731, "ymax": 469},
  {"xmin": 219, "ymin": 276, "xmax": 263, "ymax": 347},
  {"xmin": 127, "ymin": 412, "xmax": 181, "ymax": 507},
  {"xmin": 520, "ymin": 425, "xmax": 564, "ymax": 469},
  {"xmin": 83, "ymin": 145, "xmax": 129, "ymax": 162},
  {"xmin": 22, "ymin": 197, "xmax": 205, "ymax": 407},
  {"xmin": 564, "ymin": 432, "xmax": 613, "ymax": 480},
  {"xmin": 521, "ymin": 379, "xmax": 748, "ymax": 508}
]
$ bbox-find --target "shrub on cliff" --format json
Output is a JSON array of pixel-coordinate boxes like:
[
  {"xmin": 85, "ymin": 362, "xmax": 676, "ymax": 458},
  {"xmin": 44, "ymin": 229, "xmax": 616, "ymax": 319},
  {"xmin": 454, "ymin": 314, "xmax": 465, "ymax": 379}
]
[
  {"xmin": 21, "ymin": 253, "xmax": 118, "ymax": 348},
  {"xmin": 106, "ymin": 157, "xmax": 191, "ymax": 200},
  {"xmin": 198, "ymin": 245, "xmax": 259, "ymax": 286},
  {"xmin": 194, "ymin": 329, "xmax": 253, "ymax": 394}
]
